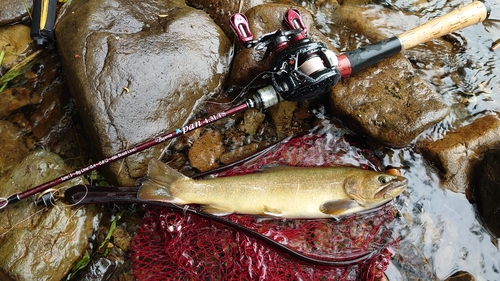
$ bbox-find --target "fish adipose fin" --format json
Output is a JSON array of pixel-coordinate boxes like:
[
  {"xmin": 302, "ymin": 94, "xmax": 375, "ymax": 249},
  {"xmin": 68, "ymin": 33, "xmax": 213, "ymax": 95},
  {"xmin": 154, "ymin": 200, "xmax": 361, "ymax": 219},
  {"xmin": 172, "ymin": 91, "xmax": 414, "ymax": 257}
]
[
  {"xmin": 137, "ymin": 158, "xmax": 189, "ymax": 202},
  {"xmin": 319, "ymin": 200, "xmax": 358, "ymax": 216}
]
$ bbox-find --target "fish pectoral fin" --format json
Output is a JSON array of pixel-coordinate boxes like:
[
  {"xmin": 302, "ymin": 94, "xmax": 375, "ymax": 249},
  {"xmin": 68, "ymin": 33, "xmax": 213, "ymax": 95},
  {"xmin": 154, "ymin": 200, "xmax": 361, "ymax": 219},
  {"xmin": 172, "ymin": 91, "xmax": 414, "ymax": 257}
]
[
  {"xmin": 263, "ymin": 205, "xmax": 285, "ymax": 217},
  {"xmin": 202, "ymin": 205, "xmax": 234, "ymax": 216},
  {"xmin": 319, "ymin": 200, "xmax": 359, "ymax": 216}
]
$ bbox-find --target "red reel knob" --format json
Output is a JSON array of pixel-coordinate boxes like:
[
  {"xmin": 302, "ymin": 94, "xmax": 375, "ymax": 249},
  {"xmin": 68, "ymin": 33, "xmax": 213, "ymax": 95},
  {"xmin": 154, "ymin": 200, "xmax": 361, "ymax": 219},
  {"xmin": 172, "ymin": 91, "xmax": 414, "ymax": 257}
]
[
  {"xmin": 230, "ymin": 13, "xmax": 254, "ymax": 47},
  {"xmin": 283, "ymin": 8, "xmax": 307, "ymax": 41}
]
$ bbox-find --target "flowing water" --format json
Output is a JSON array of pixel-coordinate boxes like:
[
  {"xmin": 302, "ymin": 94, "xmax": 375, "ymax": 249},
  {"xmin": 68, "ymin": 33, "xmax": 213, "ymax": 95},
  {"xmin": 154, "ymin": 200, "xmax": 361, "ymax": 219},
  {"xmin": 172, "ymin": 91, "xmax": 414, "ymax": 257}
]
[{"xmin": 302, "ymin": 0, "xmax": 500, "ymax": 279}]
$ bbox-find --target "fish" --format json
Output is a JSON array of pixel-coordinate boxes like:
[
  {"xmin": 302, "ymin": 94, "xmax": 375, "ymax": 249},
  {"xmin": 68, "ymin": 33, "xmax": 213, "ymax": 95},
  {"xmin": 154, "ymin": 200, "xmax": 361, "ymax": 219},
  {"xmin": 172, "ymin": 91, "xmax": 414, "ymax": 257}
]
[{"xmin": 138, "ymin": 159, "xmax": 408, "ymax": 219}]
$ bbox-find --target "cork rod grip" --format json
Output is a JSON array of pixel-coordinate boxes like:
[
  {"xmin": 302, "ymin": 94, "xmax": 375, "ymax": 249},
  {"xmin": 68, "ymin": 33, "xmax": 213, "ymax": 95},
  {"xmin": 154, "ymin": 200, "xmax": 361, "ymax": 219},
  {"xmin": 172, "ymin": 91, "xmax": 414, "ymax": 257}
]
[{"xmin": 397, "ymin": 1, "xmax": 490, "ymax": 50}]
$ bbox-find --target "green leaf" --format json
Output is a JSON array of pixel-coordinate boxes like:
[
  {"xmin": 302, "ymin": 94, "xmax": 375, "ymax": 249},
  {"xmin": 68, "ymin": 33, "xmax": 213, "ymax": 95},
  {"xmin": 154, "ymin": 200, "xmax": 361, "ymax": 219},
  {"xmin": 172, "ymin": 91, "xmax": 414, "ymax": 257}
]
[
  {"xmin": 66, "ymin": 250, "xmax": 90, "ymax": 280},
  {"xmin": 0, "ymin": 50, "xmax": 42, "ymax": 92},
  {"xmin": 97, "ymin": 211, "xmax": 123, "ymax": 254},
  {"xmin": 0, "ymin": 48, "xmax": 5, "ymax": 67},
  {"xmin": 65, "ymin": 210, "xmax": 124, "ymax": 279}
]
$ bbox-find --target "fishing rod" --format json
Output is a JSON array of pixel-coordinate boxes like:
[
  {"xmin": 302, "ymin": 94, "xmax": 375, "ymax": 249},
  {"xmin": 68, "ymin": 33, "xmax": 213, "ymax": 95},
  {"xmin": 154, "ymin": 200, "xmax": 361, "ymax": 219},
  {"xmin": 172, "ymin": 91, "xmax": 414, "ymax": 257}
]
[{"xmin": 0, "ymin": 0, "xmax": 491, "ymax": 211}]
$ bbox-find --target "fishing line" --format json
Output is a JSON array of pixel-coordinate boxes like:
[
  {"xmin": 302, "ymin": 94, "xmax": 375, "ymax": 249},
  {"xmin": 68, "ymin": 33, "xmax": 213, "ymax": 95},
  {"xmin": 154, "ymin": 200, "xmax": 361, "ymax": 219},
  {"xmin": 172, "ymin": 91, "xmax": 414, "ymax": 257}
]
[
  {"xmin": 35, "ymin": 188, "xmax": 60, "ymax": 207},
  {"xmin": 238, "ymin": 0, "xmax": 244, "ymax": 14},
  {"xmin": 442, "ymin": 203, "xmax": 473, "ymax": 225},
  {"xmin": 116, "ymin": 141, "xmax": 129, "ymax": 177},
  {"xmin": 0, "ymin": 204, "xmax": 49, "ymax": 236},
  {"xmin": 206, "ymin": 70, "xmax": 278, "ymax": 107}
]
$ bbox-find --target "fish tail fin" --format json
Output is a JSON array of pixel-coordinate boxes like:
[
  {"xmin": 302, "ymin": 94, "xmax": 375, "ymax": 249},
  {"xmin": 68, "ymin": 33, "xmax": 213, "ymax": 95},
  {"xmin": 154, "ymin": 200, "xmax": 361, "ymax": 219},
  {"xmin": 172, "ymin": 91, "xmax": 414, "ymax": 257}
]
[{"xmin": 137, "ymin": 158, "xmax": 188, "ymax": 202}]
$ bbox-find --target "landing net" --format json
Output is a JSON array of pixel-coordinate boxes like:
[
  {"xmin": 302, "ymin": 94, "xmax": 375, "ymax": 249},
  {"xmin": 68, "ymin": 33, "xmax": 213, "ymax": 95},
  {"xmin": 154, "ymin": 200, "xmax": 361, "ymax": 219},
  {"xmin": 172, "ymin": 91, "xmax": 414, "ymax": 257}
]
[{"xmin": 131, "ymin": 129, "xmax": 398, "ymax": 280}]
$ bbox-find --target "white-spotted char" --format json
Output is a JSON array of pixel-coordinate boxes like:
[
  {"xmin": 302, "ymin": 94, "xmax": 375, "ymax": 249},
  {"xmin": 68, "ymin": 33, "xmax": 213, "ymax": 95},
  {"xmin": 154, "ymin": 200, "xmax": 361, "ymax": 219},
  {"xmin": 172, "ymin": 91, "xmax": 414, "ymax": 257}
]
[{"xmin": 138, "ymin": 159, "xmax": 408, "ymax": 219}]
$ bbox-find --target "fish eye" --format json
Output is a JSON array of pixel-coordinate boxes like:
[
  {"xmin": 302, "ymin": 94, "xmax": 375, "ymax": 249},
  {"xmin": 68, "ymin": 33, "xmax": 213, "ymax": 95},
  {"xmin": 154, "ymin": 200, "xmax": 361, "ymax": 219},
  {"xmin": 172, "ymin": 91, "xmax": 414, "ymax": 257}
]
[{"xmin": 378, "ymin": 175, "xmax": 391, "ymax": 184}]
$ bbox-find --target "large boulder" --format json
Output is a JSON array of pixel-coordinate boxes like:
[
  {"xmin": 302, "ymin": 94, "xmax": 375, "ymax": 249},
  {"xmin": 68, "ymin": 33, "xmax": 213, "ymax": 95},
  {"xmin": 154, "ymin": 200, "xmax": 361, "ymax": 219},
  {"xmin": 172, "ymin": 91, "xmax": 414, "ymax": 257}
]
[
  {"xmin": 328, "ymin": 5, "xmax": 449, "ymax": 148},
  {"xmin": 55, "ymin": 0, "xmax": 232, "ymax": 185},
  {"xmin": 418, "ymin": 112, "xmax": 500, "ymax": 194},
  {"xmin": 0, "ymin": 150, "xmax": 100, "ymax": 281}
]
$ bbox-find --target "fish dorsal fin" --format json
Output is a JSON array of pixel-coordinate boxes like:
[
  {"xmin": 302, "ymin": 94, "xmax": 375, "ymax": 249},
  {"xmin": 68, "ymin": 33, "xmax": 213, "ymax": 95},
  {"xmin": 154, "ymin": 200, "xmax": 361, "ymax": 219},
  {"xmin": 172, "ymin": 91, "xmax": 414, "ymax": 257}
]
[
  {"xmin": 319, "ymin": 200, "xmax": 359, "ymax": 216},
  {"xmin": 148, "ymin": 158, "xmax": 188, "ymax": 185}
]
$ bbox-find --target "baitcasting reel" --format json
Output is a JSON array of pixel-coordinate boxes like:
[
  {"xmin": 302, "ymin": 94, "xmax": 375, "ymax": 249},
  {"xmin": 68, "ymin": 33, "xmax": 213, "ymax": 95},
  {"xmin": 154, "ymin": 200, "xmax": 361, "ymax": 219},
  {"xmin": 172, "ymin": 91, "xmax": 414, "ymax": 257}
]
[{"xmin": 230, "ymin": 9, "xmax": 341, "ymax": 102}]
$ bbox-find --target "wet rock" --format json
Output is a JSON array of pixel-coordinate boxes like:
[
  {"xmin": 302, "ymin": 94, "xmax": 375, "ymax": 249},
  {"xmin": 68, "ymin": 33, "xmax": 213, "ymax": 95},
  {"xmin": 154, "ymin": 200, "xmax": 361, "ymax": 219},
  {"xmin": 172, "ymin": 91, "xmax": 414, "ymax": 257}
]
[
  {"xmin": 0, "ymin": 150, "xmax": 100, "ymax": 281},
  {"xmin": 328, "ymin": 5, "xmax": 449, "ymax": 148},
  {"xmin": 0, "ymin": 87, "xmax": 42, "ymax": 118},
  {"xmin": 0, "ymin": 0, "xmax": 30, "ymax": 25},
  {"xmin": 471, "ymin": 147, "xmax": 500, "ymax": 238},
  {"xmin": 391, "ymin": 241, "xmax": 436, "ymax": 280},
  {"xmin": 241, "ymin": 108, "xmax": 266, "ymax": 135},
  {"xmin": 0, "ymin": 120, "xmax": 28, "ymax": 175},
  {"xmin": 0, "ymin": 24, "xmax": 34, "ymax": 70},
  {"xmin": 77, "ymin": 257, "xmax": 118, "ymax": 281},
  {"xmin": 418, "ymin": 113, "xmax": 500, "ymax": 193},
  {"xmin": 188, "ymin": 129, "xmax": 225, "ymax": 171},
  {"xmin": 330, "ymin": 54, "xmax": 449, "ymax": 148},
  {"xmin": 1, "ymin": 49, "xmax": 76, "ymax": 150},
  {"xmin": 28, "ymin": 83, "xmax": 74, "ymax": 145},
  {"xmin": 112, "ymin": 226, "xmax": 132, "ymax": 252},
  {"xmin": 0, "ymin": 270, "xmax": 15, "ymax": 281},
  {"xmin": 219, "ymin": 142, "xmax": 259, "ymax": 164},
  {"xmin": 51, "ymin": 123, "xmax": 92, "ymax": 170},
  {"xmin": 55, "ymin": 0, "xmax": 232, "ymax": 185},
  {"xmin": 268, "ymin": 100, "xmax": 298, "ymax": 139},
  {"xmin": 224, "ymin": 126, "xmax": 247, "ymax": 149}
]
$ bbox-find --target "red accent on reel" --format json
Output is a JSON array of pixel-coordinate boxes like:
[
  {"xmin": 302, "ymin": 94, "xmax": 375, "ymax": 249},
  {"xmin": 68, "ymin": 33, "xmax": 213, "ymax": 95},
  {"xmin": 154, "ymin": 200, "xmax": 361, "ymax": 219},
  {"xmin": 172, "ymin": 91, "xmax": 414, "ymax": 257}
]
[
  {"xmin": 337, "ymin": 54, "xmax": 352, "ymax": 78},
  {"xmin": 229, "ymin": 13, "xmax": 254, "ymax": 47},
  {"xmin": 284, "ymin": 8, "xmax": 307, "ymax": 42}
]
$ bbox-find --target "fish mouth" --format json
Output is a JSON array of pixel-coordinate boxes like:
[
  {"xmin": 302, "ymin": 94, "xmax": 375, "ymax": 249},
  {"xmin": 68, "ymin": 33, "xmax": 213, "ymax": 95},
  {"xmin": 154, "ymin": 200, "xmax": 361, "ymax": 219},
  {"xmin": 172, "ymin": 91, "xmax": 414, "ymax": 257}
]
[{"xmin": 374, "ymin": 176, "xmax": 408, "ymax": 199}]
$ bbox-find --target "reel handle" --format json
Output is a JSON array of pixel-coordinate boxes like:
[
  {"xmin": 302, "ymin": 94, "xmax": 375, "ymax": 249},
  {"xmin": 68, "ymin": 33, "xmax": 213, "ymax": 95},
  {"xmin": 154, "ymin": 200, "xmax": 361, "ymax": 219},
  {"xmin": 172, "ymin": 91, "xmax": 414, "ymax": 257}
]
[
  {"xmin": 338, "ymin": 1, "xmax": 490, "ymax": 77},
  {"xmin": 398, "ymin": 1, "xmax": 490, "ymax": 50}
]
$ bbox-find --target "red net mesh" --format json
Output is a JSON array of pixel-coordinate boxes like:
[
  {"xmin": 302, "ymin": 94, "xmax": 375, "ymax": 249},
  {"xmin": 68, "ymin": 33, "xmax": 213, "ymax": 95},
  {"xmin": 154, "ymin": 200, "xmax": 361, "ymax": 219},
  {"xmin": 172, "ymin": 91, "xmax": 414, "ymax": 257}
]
[{"xmin": 131, "ymin": 130, "xmax": 399, "ymax": 280}]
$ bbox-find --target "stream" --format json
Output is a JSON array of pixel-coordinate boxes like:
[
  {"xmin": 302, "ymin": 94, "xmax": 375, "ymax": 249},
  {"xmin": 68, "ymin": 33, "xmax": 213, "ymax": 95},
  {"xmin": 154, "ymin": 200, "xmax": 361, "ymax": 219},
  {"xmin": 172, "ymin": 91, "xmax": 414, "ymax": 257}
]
[{"xmin": 317, "ymin": 0, "xmax": 500, "ymax": 279}]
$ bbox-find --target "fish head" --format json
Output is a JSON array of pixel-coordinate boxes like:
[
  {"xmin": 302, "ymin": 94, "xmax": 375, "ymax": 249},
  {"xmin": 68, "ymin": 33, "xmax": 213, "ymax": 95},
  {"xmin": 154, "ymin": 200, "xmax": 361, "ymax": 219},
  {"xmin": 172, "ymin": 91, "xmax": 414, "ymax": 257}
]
[{"xmin": 344, "ymin": 170, "xmax": 408, "ymax": 207}]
